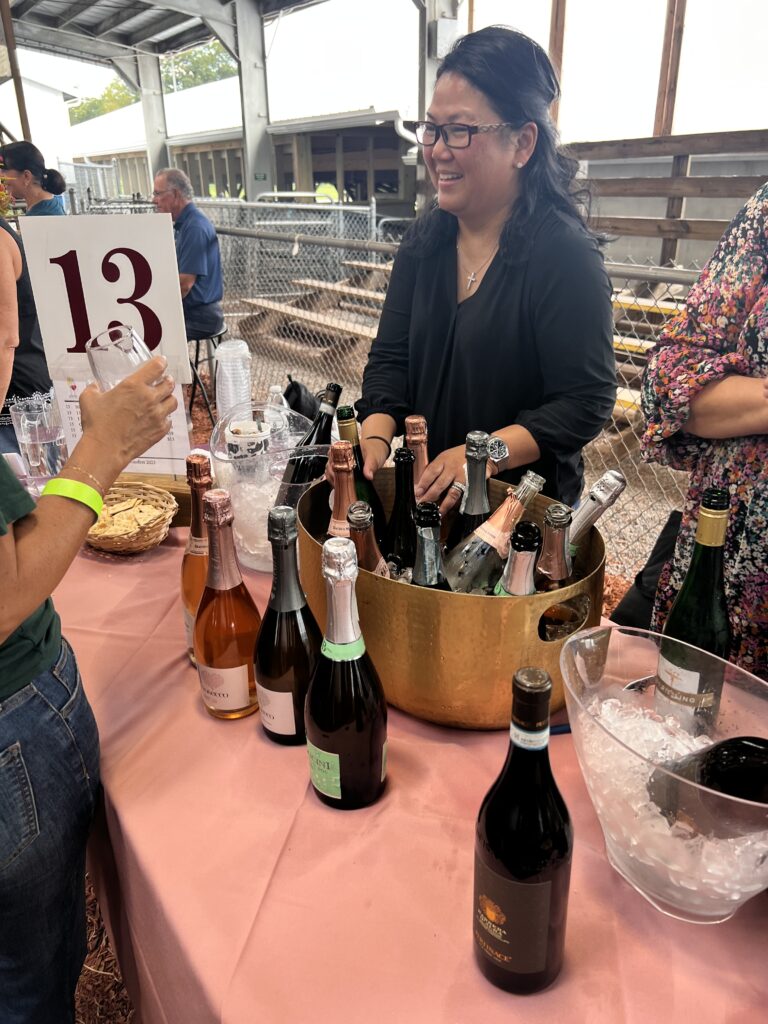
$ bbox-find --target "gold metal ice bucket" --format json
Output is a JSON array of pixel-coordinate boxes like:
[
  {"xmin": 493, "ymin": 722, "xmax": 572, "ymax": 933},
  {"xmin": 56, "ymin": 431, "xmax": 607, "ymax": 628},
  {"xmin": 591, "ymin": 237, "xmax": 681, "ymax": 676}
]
[{"xmin": 297, "ymin": 469, "xmax": 605, "ymax": 730}]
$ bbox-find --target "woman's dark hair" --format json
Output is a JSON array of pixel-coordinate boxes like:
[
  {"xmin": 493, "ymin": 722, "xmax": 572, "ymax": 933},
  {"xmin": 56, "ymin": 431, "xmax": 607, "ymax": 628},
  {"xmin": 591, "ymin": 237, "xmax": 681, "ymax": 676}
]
[
  {"xmin": 0, "ymin": 141, "xmax": 66, "ymax": 195},
  {"xmin": 406, "ymin": 26, "xmax": 595, "ymax": 258}
]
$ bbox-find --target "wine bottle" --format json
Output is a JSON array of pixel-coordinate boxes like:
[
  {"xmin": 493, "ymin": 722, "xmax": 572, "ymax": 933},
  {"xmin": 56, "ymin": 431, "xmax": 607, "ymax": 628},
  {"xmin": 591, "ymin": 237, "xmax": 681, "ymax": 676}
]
[
  {"xmin": 254, "ymin": 506, "xmax": 322, "ymax": 745},
  {"xmin": 534, "ymin": 504, "xmax": 573, "ymax": 591},
  {"xmin": 347, "ymin": 500, "xmax": 390, "ymax": 577},
  {"xmin": 327, "ymin": 441, "xmax": 358, "ymax": 539},
  {"xmin": 278, "ymin": 382, "xmax": 342, "ymax": 497},
  {"xmin": 181, "ymin": 453, "xmax": 212, "ymax": 664},
  {"xmin": 656, "ymin": 487, "xmax": 731, "ymax": 734},
  {"xmin": 474, "ymin": 667, "xmax": 573, "ymax": 994},
  {"xmin": 444, "ymin": 486, "xmax": 526, "ymax": 595},
  {"xmin": 569, "ymin": 469, "xmax": 626, "ymax": 555},
  {"xmin": 193, "ymin": 489, "xmax": 262, "ymax": 719},
  {"xmin": 305, "ymin": 538, "xmax": 388, "ymax": 809},
  {"xmin": 336, "ymin": 405, "xmax": 387, "ymax": 544},
  {"xmin": 384, "ymin": 446, "xmax": 417, "ymax": 571},
  {"xmin": 494, "ymin": 521, "xmax": 542, "ymax": 596},
  {"xmin": 412, "ymin": 502, "xmax": 451, "ymax": 590},
  {"xmin": 647, "ymin": 736, "xmax": 768, "ymax": 838},
  {"xmin": 445, "ymin": 431, "xmax": 491, "ymax": 550},
  {"xmin": 404, "ymin": 414, "xmax": 429, "ymax": 492}
]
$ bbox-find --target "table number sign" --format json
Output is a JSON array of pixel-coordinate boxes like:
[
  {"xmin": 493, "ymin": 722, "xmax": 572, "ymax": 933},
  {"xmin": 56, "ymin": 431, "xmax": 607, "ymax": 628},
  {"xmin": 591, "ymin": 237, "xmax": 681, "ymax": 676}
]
[{"xmin": 20, "ymin": 213, "xmax": 193, "ymax": 475}]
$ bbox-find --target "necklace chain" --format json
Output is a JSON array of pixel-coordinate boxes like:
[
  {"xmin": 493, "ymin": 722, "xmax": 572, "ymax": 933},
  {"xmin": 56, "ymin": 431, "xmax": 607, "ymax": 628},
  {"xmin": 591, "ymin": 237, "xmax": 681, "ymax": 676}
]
[{"xmin": 456, "ymin": 241, "xmax": 498, "ymax": 292}]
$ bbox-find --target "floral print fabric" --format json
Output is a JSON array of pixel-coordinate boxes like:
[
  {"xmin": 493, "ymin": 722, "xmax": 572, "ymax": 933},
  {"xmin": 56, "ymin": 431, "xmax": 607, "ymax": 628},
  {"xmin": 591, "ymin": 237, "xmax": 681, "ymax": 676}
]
[{"xmin": 641, "ymin": 182, "xmax": 768, "ymax": 679}]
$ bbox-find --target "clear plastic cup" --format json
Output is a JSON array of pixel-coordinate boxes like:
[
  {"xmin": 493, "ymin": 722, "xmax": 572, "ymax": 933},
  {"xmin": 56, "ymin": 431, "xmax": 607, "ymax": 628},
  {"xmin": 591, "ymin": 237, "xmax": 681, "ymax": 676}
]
[{"xmin": 9, "ymin": 394, "xmax": 68, "ymax": 496}]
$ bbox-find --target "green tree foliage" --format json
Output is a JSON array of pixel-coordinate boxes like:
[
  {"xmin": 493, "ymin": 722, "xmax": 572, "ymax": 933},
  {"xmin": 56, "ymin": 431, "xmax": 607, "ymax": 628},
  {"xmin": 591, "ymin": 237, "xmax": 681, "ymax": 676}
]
[{"xmin": 68, "ymin": 40, "xmax": 238, "ymax": 126}]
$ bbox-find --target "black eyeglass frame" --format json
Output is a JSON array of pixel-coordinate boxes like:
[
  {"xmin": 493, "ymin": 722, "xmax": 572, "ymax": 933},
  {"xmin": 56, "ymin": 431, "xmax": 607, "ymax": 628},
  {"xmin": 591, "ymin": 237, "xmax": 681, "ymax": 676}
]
[{"xmin": 404, "ymin": 120, "xmax": 520, "ymax": 149}]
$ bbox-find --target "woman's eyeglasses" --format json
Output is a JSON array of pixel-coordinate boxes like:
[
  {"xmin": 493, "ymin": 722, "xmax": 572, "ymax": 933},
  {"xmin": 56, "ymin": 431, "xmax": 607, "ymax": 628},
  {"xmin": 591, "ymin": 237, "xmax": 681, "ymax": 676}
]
[{"xmin": 405, "ymin": 121, "xmax": 518, "ymax": 150}]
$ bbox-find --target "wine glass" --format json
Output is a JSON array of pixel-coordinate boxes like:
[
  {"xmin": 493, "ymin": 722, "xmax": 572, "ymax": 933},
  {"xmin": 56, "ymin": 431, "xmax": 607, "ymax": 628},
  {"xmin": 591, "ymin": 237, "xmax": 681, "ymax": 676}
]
[{"xmin": 85, "ymin": 324, "xmax": 153, "ymax": 391}]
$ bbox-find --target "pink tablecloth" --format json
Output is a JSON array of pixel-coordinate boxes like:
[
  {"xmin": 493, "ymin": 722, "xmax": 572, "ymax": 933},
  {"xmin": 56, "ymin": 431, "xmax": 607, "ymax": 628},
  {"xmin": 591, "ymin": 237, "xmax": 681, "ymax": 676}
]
[{"xmin": 53, "ymin": 531, "xmax": 767, "ymax": 1024}]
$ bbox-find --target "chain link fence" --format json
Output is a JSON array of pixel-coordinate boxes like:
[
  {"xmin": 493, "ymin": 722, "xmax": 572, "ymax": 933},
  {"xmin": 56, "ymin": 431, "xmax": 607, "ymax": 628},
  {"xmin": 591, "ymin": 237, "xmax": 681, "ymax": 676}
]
[{"xmin": 59, "ymin": 159, "xmax": 121, "ymax": 212}]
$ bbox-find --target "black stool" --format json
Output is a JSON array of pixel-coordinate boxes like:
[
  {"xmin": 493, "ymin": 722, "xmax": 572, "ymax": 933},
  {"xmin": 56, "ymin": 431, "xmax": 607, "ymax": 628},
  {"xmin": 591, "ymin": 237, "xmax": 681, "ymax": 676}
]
[{"xmin": 188, "ymin": 327, "xmax": 227, "ymax": 425}]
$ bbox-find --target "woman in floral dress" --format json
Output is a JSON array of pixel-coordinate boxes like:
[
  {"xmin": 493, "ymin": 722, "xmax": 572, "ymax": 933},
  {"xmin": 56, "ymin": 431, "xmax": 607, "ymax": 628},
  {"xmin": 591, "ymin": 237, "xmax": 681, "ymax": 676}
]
[{"xmin": 642, "ymin": 181, "xmax": 768, "ymax": 680}]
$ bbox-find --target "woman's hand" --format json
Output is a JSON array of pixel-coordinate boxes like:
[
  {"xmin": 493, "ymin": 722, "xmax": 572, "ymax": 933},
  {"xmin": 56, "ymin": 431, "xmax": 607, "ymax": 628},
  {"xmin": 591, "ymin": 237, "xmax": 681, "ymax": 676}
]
[
  {"xmin": 360, "ymin": 436, "xmax": 391, "ymax": 481},
  {"xmin": 414, "ymin": 444, "xmax": 468, "ymax": 512},
  {"xmin": 79, "ymin": 357, "xmax": 178, "ymax": 470}
]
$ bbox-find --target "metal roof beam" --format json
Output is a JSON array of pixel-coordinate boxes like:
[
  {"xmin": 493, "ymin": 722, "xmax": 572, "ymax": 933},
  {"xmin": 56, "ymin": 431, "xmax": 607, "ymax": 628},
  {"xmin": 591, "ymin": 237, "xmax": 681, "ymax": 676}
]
[
  {"xmin": 154, "ymin": 23, "xmax": 215, "ymax": 53},
  {"xmin": 110, "ymin": 55, "xmax": 140, "ymax": 92},
  {"xmin": 93, "ymin": 4, "xmax": 150, "ymax": 37},
  {"xmin": 145, "ymin": 0, "xmax": 234, "ymax": 24},
  {"xmin": 55, "ymin": 0, "xmax": 101, "ymax": 30},
  {"xmin": 11, "ymin": 0, "xmax": 45, "ymax": 20},
  {"xmin": 13, "ymin": 17, "xmax": 157, "ymax": 59},
  {"xmin": 127, "ymin": 11, "xmax": 196, "ymax": 45}
]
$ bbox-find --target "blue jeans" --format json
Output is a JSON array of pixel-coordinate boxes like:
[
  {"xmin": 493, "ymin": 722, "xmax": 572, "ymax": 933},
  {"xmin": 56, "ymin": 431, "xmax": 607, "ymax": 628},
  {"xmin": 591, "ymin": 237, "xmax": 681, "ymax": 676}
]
[
  {"xmin": 0, "ymin": 638, "xmax": 101, "ymax": 1024},
  {"xmin": 0, "ymin": 423, "xmax": 20, "ymax": 455}
]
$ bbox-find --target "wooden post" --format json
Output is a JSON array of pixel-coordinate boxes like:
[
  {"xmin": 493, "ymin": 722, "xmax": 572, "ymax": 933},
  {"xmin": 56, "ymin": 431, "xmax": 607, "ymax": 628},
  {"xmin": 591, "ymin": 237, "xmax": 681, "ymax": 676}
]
[
  {"xmin": 467, "ymin": 0, "xmax": 474, "ymax": 33},
  {"xmin": 654, "ymin": 0, "xmax": 687, "ymax": 137},
  {"xmin": 659, "ymin": 152, "xmax": 691, "ymax": 266},
  {"xmin": 0, "ymin": 0, "xmax": 32, "ymax": 141},
  {"xmin": 548, "ymin": 0, "xmax": 567, "ymax": 127}
]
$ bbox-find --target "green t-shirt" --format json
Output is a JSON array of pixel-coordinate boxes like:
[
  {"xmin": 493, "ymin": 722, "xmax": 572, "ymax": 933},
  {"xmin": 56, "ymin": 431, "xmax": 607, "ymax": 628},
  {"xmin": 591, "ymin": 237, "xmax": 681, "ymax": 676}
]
[{"xmin": 0, "ymin": 457, "xmax": 61, "ymax": 700}]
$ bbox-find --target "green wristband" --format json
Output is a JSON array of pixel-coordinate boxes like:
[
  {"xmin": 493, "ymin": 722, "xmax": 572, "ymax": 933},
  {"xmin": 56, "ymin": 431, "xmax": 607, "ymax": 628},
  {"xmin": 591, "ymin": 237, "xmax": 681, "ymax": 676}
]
[{"xmin": 41, "ymin": 478, "xmax": 104, "ymax": 519}]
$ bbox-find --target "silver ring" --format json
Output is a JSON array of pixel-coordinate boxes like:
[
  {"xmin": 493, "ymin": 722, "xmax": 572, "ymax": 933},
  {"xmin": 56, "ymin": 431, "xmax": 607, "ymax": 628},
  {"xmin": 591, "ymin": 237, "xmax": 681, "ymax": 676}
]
[{"xmin": 450, "ymin": 480, "xmax": 466, "ymax": 494}]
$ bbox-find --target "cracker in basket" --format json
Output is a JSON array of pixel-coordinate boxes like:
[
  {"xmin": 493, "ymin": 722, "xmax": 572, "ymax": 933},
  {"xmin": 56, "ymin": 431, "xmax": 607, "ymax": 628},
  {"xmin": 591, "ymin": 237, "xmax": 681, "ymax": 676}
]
[{"xmin": 133, "ymin": 502, "xmax": 162, "ymax": 526}]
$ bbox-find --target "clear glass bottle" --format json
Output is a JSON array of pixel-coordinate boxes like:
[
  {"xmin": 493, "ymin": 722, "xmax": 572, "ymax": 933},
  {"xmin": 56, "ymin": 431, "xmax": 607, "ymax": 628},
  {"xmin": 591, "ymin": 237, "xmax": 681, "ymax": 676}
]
[
  {"xmin": 445, "ymin": 485, "xmax": 528, "ymax": 595},
  {"xmin": 412, "ymin": 502, "xmax": 451, "ymax": 591},
  {"xmin": 347, "ymin": 500, "xmax": 389, "ymax": 577},
  {"xmin": 656, "ymin": 486, "xmax": 731, "ymax": 733},
  {"xmin": 474, "ymin": 667, "xmax": 572, "ymax": 994},
  {"xmin": 494, "ymin": 521, "xmax": 542, "ymax": 596},
  {"xmin": 384, "ymin": 446, "xmax": 417, "ymax": 571},
  {"xmin": 327, "ymin": 441, "xmax": 358, "ymax": 539},
  {"xmin": 305, "ymin": 538, "xmax": 388, "ymax": 810},
  {"xmin": 254, "ymin": 506, "xmax": 322, "ymax": 745},
  {"xmin": 336, "ymin": 405, "xmax": 387, "ymax": 544},
  {"xmin": 445, "ymin": 431, "xmax": 491, "ymax": 550},
  {"xmin": 193, "ymin": 489, "xmax": 262, "ymax": 720},
  {"xmin": 181, "ymin": 453, "xmax": 211, "ymax": 663},
  {"xmin": 569, "ymin": 469, "xmax": 627, "ymax": 555}
]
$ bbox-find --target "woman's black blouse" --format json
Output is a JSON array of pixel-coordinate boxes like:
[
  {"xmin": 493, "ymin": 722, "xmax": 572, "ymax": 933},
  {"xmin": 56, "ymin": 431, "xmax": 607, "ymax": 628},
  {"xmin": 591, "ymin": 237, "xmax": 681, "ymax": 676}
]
[{"xmin": 356, "ymin": 208, "xmax": 617, "ymax": 505}]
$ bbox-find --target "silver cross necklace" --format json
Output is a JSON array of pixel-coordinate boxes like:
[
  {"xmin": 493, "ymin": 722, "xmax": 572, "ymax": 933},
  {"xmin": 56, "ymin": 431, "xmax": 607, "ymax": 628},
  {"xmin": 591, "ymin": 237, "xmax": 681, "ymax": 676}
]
[{"xmin": 456, "ymin": 241, "xmax": 498, "ymax": 292}]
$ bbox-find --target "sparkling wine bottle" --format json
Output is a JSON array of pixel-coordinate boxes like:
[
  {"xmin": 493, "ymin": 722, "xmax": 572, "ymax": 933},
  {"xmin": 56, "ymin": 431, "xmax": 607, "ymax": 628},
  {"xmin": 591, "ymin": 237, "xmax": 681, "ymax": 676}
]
[
  {"xmin": 494, "ymin": 521, "xmax": 542, "ymax": 596},
  {"xmin": 278, "ymin": 382, "xmax": 342, "ymax": 496},
  {"xmin": 347, "ymin": 501, "xmax": 390, "ymax": 577},
  {"xmin": 647, "ymin": 736, "xmax": 768, "ymax": 838},
  {"xmin": 404, "ymin": 414, "xmax": 429, "ymax": 493},
  {"xmin": 444, "ymin": 486, "xmax": 526, "ymax": 595},
  {"xmin": 384, "ymin": 446, "xmax": 417, "ymax": 571},
  {"xmin": 254, "ymin": 507, "xmax": 321, "ymax": 744},
  {"xmin": 568, "ymin": 469, "xmax": 626, "ymax": 555},
  {"xmin": 181, "ymin": 453, "xmax": 212, "ymax": 664},
  {"xmin": 193, "ymin": 489, "xmax": 262, "ymax": 720},
  {"xmin": 534, "ymin": 504, "xmax": 573, "ymax": 591},
  {"xmin": 327, "ymin": 441, "xmax": 358, "ymax": 539},
  {"xmin": 305, "ymin": 538, "xmax": 388, "ymax": 810},
  {"xmin": 412, "ymin": 502, "xmax": 451, "ymax": 590},
  {"xmin": 445, "ymin": 431, "xmax": 491, "ymax": 550},
  {"xmin": 656, "ymin": 487, "xmax": 731, "ymax": 734},
  {"xmin": 474, "ymin": 667, "xmax": 573, "ymax": 994},
  {"xmin": 336, "ymin": 405, "xmax": 387, "ymax": 545}
]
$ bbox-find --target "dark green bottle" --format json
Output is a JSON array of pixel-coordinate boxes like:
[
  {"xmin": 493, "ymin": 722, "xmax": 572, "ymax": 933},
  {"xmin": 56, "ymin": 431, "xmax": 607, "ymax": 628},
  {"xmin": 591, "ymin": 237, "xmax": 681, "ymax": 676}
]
[
  {"xmin": 336, "ymin": 405, "xmax": 387, "ymax": 545},
  {"xmin": 656, "ymin": 486, "xmax": 731, "ymax": 734},
  {"xmin": 384, "ymin": 446, "xmax": 417, "ymax": 571}
]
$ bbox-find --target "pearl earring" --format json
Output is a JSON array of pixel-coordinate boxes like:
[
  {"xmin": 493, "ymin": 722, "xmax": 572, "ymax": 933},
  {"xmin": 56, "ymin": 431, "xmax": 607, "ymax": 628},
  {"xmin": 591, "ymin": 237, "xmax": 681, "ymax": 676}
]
[{"xmin": 516, "ymin": 162, "xmax": 524, "ymax": 169}]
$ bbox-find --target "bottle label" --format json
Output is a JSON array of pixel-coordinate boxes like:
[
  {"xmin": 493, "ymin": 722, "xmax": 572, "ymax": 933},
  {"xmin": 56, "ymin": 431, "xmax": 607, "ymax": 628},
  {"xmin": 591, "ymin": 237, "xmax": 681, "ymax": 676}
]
[
  {"xmin": 307, "ymin": 740, "xmax": 341, "ymax": 799},
  {"xmin": 655, "ymin": 654, "xmax": 710, "ymax": 728},
  {"xmin": 328, "ymin": 518, "xmax": 351, "ymax": 539},
  {"xmin": 256, "ymin": 684, "xmax": 297, "ymax": 736},
  {"xmin": 321, "ymin": 636, "xmax": 366, "ymax": 661},
  {"xmin": 474, "ymin": 858, "xmax": 552, "ymax": 974},
  {"xmin": 183, "ymin": 606, "xmax": 195, "ymax": 652},
  {"xmin": 197, "ymin": 663, "xmax": 251, "ymax": 711},
  {"xmin": 185, "ymin": 535, "xmax": 208, "ymax": 557},
  {"xmin": 493, "ymin": 580, "xmax": 509, "ymax": 596},
  {"xmin": 510, "ymin": 722, "xmax": 549, "ymax": 750},
  {"xmin": 474, "ymin": 521, "xmax": 510, "ymax": 559}
]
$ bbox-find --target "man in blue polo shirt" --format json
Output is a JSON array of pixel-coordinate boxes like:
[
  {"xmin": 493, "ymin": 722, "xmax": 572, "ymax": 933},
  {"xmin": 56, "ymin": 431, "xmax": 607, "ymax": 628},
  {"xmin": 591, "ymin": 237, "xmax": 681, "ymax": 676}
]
[{"xmin": 152, "ymin": 167, "xmax": 224, "ymax": 339}]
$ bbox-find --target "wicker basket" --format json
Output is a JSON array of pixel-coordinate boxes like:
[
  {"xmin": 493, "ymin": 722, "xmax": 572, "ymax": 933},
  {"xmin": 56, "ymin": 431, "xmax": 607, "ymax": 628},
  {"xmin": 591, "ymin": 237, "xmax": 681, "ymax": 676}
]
[{"xmin": 86, "ymin": 482, "xmax": 178, "ymax": 554}]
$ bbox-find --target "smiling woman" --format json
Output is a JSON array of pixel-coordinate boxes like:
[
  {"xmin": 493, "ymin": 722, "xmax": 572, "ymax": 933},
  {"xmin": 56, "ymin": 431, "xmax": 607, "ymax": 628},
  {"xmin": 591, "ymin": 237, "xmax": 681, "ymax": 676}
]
[{"xmin": 355, "ymin": 26, "xmax": 616, "ymax": 512}]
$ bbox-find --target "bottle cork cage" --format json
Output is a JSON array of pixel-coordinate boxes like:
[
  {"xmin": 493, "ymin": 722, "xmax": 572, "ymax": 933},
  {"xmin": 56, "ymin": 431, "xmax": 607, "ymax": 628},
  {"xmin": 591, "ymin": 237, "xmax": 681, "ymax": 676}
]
[{"xmin": 297, "ymin": 470, "xmax": 605, "ymax": 729}]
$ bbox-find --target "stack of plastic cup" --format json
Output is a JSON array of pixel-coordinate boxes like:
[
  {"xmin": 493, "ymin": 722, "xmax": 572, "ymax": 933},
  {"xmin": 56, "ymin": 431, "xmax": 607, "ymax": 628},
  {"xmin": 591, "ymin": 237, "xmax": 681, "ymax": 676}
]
[{"xmin": 215, "ymin": 339, "xmax": 252, "ymax": 420}]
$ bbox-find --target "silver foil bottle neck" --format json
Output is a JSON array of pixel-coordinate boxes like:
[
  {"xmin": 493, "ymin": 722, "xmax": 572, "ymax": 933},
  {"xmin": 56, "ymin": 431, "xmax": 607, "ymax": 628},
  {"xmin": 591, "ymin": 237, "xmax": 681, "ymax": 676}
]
[
  {"xmin": 322, "ymin": 536, "xmax": 359, "ymax": 582},
  {"xmin": 465, "ymin": 430, "xmax": 490, "ymax": 462},
  {"xmin": 590, "ymin": 469, "xmax": 627, "ymax": 506},
  {"xmin": 267, "ymin": 505, "xmax": 298, "ymax": 544}
]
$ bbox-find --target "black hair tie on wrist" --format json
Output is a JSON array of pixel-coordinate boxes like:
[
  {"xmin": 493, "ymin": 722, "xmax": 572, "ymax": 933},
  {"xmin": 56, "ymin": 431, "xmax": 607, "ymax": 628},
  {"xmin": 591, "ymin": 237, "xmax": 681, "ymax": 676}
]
[{"xmin": 363, "ymin": 434, "xmax": 392, "ymax": 457}]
